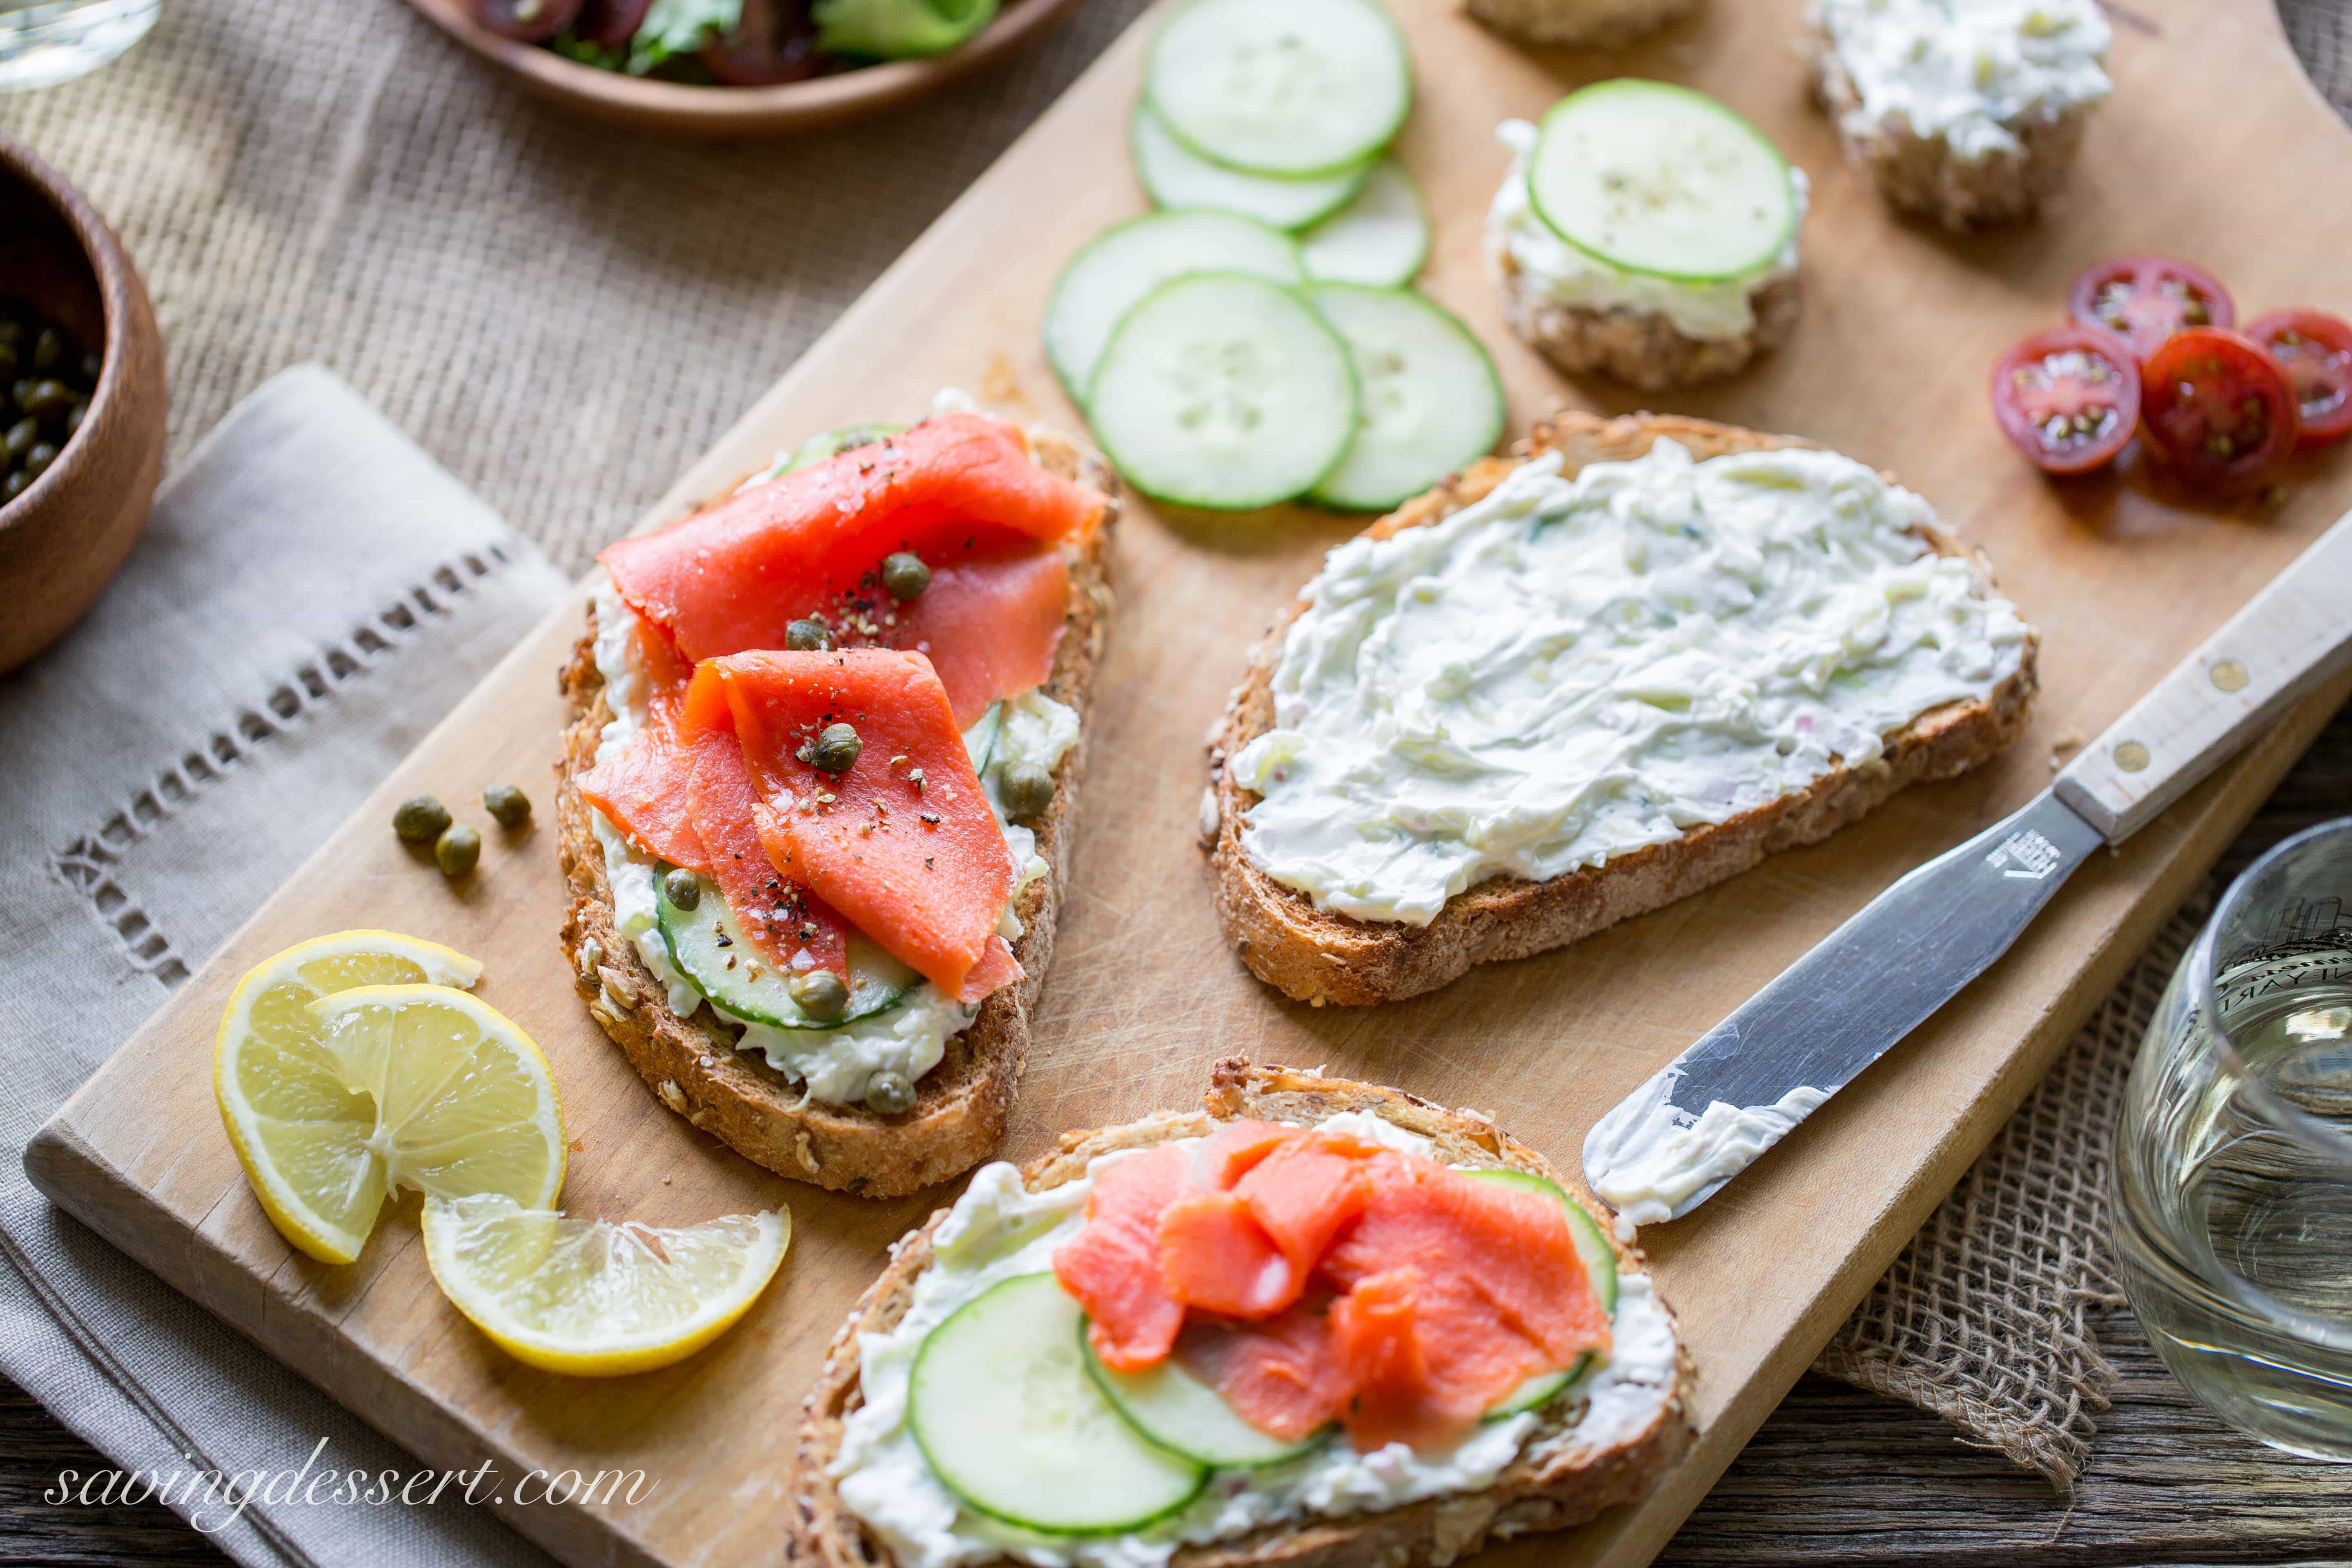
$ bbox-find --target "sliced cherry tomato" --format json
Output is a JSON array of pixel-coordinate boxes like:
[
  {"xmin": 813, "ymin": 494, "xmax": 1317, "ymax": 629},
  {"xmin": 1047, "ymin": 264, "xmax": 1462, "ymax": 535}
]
[
  {"xmin": 2067, "ymin": 254, "xmax": 2236, "ymax": 365},
  {"xmin": 2244, "ymin": 308, "xmax": 2352, "ymax": 450},
  {"xmin": 575, "ymin": 0, "xmax": 652, "ymax": 49},
  {"xmin": 2137, "ymin": 327, "xmax": 2300, "ymax": 490},
  {"xmin": 469, "ymin": 0, "xmax": 584, "ymax": 42},
  {"xmin": 1989, "ymin": 325, "xmax": 2141, "ymax": 474},
  {"xmin": 702, "ymin": 0, "xmax": 826, "ymax": 84}
]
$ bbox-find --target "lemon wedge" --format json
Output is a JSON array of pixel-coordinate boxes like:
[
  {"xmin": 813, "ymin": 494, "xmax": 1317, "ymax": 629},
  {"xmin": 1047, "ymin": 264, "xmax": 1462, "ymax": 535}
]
[
  {"xmin": 421, "ymin": 1193, "xmax": 790, "ymax": 1376},
  {"xmin": 213, "ymin": 934, "xmax": 562, "ymax": 1264}
]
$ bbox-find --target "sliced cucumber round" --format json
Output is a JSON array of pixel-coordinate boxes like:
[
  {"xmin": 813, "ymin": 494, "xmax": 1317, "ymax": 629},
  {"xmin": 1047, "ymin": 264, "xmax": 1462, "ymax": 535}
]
[
  {"xmin": 1042, "ymin": 209, "xmax": 1302, "ymax": 405},
  {"xmin": 1144, "ymin": 0, "xmax": 1412, "ymax": 178},
  {"xmin": 1528, "ymin": 79, "xmax": 1795, "ymax": 284},
  {"xmin": 1132, "ymin": 102, "xmax": 1372, "ymax": 232},
  {"xmin": 1305, "ymin": 284, "xmax": 1503, "ymax": 513},
  {"xmin": 1081, "ymin": 1320, "xmax": 1325, "ymax": 1468},
  {"xmin": 910, "ymin": 1274, "xmax": 1208, "ymax": 1535},
  {"xmin": 1088, "ymin": 272, "xmax": 1358, "ymax": 511},
  {"xmin": 1462, "ymin": 1168, "xmax": 1621, "ymax": 1419},
  {"xmin": 782, "ymin": 423, "xmax": 905, "ymax": 474},
  {"xmin": 1299, "ymin": 159, "xmax": 1430, "ymax": 287},
  {"xmin": 655, "ymin": 870, "xmax": 921, "ymax": 1031}
]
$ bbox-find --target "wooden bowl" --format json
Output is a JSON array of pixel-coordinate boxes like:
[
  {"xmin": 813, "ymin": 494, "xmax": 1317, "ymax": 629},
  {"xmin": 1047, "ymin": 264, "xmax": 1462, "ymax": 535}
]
[
  {"xmin": 401, "ymin": 0, "xmax": 1084, "ymax": 138},
  {"xmin": 0, "ymin": 134, "xmax": 166, "ymax": 676}
]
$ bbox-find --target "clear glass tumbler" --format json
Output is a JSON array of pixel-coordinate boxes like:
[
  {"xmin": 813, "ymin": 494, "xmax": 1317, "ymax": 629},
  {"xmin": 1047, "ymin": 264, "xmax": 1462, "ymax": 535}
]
[
  {"xmin": 0, "ymin": 0, "xmax": 156, "ymax": 92},
  {"xmin": 2113, "ymin": 817, "xmax": 2352, "ymax": 1461}
]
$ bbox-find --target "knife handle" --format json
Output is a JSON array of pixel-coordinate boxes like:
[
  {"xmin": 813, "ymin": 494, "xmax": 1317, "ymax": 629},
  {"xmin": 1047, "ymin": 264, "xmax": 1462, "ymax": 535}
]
[{"xmin": 2056, "ymin": 507, "xmax": 2352, "ymax": 843}]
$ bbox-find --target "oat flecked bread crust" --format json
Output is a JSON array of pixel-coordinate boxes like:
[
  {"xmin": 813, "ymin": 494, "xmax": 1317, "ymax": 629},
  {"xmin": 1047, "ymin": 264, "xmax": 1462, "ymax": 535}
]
[
  {"xmin": 1493, "ymin": 256, "xmax": 1803, "ymax": 392},
  {"xmin": 1807, "ymin": 21, "xmax": 2094, "ymax": 230},
  {"xmin": 1464, "ymin": 0, "xmax": 1694, "ymax": 48},
  {"xmin": 791, "ymin": 1058, "xmax": 1698, "ymax": 1568},
  {"xmin": 554, "ymin": 428, "xmax": 1117, "ymax": 1198},
  {"xmin": 1207, "ymin": 411, "xmax": 2041, "ymax": 1007}
]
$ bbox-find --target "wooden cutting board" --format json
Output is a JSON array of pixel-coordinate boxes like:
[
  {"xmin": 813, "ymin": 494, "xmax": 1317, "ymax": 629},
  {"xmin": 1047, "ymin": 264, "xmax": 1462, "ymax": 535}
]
[{"xmin": 28, "ymin": 0, "xmax": 2352, "ymax": 1564}]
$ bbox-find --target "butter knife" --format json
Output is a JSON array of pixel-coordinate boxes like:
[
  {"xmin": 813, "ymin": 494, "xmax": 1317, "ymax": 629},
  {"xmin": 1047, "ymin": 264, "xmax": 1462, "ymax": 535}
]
[{"xmin": 1581, "ymin": 506, "xmax": 2352, "ymax": 1227}]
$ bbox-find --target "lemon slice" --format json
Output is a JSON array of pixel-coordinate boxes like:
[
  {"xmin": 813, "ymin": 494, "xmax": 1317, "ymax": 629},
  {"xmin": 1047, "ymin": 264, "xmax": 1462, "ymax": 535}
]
[
  {"xmin": 421, "ymin": 1193, "xmax": 790, "ymax": 1376},
  {"xmin": 214, "ymin": 936, "xmax": 563, "ymax": 1264}
]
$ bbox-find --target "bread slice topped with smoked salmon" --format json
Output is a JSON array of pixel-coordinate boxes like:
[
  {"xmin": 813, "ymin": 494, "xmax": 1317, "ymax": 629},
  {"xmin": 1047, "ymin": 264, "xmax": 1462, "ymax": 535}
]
[
  {"xmin": 1207, "ymin": 410, "xmax": 2039, "ymax": 1006},
  {"xmin": 794, "ymin": 1058, "xmax": 1693, "ymax": 1568},
  {"xmin": 556, "ymin": 409, "xmax": 1116, "ymax": 1197}
]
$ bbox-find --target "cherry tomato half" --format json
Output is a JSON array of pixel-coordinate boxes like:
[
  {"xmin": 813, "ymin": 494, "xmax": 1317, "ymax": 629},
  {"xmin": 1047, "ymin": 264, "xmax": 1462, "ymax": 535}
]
[
  {"xmin": 702, "ymin": 0, "xmax": 826, "ymax": 84},
  {"xmin": 2138, "ymin": 327, "xmax": 2300, "ymax": 490},
  {"xmin": 469, "ymin": 0, "xmax": 584, "ymax": 42},
  {"xmin": 576, "ymin": 0, "xmax": 652, "ymax": 49},
  {"xmin": 2067, "ymin": 254, "xmax": 2236, "ymax": 365},
  {"xmin": 1989, "ymin": 325, "xmax": 2141, "ymax": 474},
  {"xmin": 2244, "ymin": 308, "xmax": 2352, "ymax": 450}
]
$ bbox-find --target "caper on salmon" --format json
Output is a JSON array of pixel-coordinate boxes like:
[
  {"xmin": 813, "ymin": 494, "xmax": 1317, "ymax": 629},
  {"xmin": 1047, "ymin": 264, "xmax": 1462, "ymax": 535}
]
[
  {"xmin": 483, "ymin": 784, "xmax": 532, "ymax": 828},
  {"xmin": 788, "ymin": 969, "xmax": 850, "ymax": 1022},
  {"xmin": 786, "ymin": 617, "xmax": 833, "ymax": 651},
  {"xmin": 394, "ymin": 794, "xmax": 453, "ymax": 843},
  {"xmin": 661, "ymin": 866, "xmax": 702, "ymax": 910},
  {"xmin": 880, "ymin": 550, "xmax": 931, "ymax": 601},
  {"xmin": 0, "ymin": 303, "xmax": 94, "ymax": 504},
  {"xmin": 999, "ymin": 760, "xmax": 1056, "ymax": 819},
  {"xmin": 809, "ymin": 722, "xmax": 862, "ymax": 774},
  {"xmin": 863, "ymin": 1069, "xmax": 916, "ymax": 1116},
  {"xmin": 435, "ymin": 824, "xmax": 481, "ymax": 877}
]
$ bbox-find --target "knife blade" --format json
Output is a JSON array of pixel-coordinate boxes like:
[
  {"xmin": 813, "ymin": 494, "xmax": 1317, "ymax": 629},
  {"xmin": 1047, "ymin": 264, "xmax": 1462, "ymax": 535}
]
[{"xmin": 1582, "ymin": 504, "xmax": 2352, "ymax": 1227}]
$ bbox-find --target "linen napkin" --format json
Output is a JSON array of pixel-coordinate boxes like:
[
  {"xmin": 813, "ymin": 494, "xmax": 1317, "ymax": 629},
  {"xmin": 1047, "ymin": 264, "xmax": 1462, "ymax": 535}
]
[{"xmin": 0, "ymin": 365, "xmax": 569, "ymax": 1568}]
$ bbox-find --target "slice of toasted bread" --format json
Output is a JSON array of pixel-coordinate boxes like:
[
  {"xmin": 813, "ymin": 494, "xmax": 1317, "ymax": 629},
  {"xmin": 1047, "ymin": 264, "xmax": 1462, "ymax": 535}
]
[
  {"xmin": 791, "ymin": 1058, "xmax": 1697, "ymax": 1568},
  {"xmin": 553, "ymin": 428, "xmax": 1117, "ymax": 1199},
  {"xmin": 1208, "ymin": 411, "xmax": 2040, "ymax": 1007}
]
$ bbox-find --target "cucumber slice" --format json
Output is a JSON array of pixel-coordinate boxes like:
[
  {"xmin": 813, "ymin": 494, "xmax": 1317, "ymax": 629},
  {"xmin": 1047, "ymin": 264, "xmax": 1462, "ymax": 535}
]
[
  {"xmin": 1299, "ymin": 159, "xmax": 1429, "ymax": 287},
  {"xmin": 963, "ymin": 699, "xmax": 1004, "ymax": 777},
  {"xmin": 655, "ymin": 870, "xmax": 921, "ymax": 1031},
  {"xmin": 911, "ymin": 1274, "xmax": 1208, "ymax": 1534},
  {"xmin": 1462, "ymin": 1169, "xmax": 1621, "ymax": 1419},
  {"xmin": 1304, "ymin": 284, "xmax": 1503, "ymax": 512},
  {"xmin": 1145, "ymin": 0, "xmax": 1412, "ymax": 178},
  {"xmin": 1131, "ymin": 102, "xmax": 1372, "ymax": 232},
  {"xmin": 783, "ymin": 423, "xmax": 904, "ymax": 474},
  {"xmin": 1529, "ymin": 80, "xmax": 1795, "ymax": 284},
  {"xmin": 1088, "ymin": 272, "xmax": 1358, "ymax": 511},
  {"xmin": 1081, "ymin": 1321, "xmax": 1326, "ymax": 1467},
  {"xmin": 1042, "ymin": 209, "xmax": 1303, "ymax": 404}
]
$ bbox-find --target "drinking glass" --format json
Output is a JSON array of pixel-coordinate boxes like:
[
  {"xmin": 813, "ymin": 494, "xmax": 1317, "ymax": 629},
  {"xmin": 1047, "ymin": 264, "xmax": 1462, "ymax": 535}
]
[
  {"xmin": 0, "ymin": 0, "xmax": 156, "ymax": 91},
  {"xmin": 2113, "ymin": 817, "xmax": 2352, "ymax": 1461}
]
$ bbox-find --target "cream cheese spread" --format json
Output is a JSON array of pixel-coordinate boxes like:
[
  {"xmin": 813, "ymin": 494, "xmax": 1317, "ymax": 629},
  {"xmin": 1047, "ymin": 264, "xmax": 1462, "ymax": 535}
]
[
  {"xmin": 586, "ymin": 586, "xmax": 1072, "ymax": 1105},
  {"xmin": 1581, "ymin": 1067, "xmax": 1833, "ymax": 1231},
  {"xmin": 831, "ymin": 1111, "xmax": 1681, "ymax": 1568},
  {"xmin": 1816, "ymin": 0, "xmax": 2111, "ymax": 162},
  {"xmin": 1486, "ymin": 119, "xmax": 1808, "ymax": 343},
  {"xmin": 1227, "ymin": 439, "xmax": 2029, "ymax": 927}
]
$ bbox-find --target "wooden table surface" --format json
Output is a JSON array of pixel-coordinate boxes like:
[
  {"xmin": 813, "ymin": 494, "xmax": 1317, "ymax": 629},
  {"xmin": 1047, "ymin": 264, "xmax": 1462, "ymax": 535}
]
[{"xmin": 6, "ymin": 699, "xmax": 2345, "ymax": 1566}]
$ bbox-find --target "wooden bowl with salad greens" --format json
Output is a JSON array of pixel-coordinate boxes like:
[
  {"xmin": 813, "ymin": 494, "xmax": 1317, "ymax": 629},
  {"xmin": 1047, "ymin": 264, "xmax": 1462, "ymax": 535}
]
[{"xmin": 402, "ymin": 0, "xmax": 1080, "ymax": 137}]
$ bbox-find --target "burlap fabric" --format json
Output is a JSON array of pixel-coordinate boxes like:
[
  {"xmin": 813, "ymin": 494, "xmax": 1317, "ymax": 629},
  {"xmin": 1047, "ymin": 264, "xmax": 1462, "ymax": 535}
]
[{"xmin": 1, "ymin": 0, "xmax": 2341, "ymax": 1505}]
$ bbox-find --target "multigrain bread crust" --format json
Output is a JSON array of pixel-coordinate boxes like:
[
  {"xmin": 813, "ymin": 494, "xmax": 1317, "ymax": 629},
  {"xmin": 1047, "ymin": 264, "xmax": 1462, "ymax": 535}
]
[
  {"xmin": 791, "ymin": 1059, "xmax": 1698, "ymax": 1568},
  {"xmin": 1464, "ymin": 0, "xmax": 1695, "ymax": 48},
  {"xmin": 1208, "ymin": 411, "xmax": 2040, "ymax": 1007},
  {"xmin": 1493, "ymin": 257, "xmax": 1802, "ymax": 392},
  {"xmin": 553, "ymin": 429, "xmax": 1117, "ymax": 1199},
  {"xmin": 1806, "ymin": 21, "xmax": 2092, "ymax": 230}
]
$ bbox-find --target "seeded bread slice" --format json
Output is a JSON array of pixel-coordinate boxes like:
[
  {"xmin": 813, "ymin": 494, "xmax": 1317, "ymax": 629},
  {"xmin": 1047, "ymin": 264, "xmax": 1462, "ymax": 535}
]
[
  {"xmin": 1207, "ymin": 411, "xmax": 2039, "ymax": 1007},
  {"xmin": 791, "ymin": 1058, "xmax": 1697, "ymax": 1568},
  {"xmin": 554, "ymin": 429, "xmax": 1116, "ymax": 1199}
]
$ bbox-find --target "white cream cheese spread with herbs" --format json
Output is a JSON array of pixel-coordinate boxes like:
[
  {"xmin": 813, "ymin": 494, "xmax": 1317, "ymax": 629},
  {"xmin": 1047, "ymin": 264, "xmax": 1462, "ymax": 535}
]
[
  {"xmin": 1816, "ymin": 0, "xmax": 2111, "ymax": 161},
  {"xmin": 1227, "ymin": 439, "xmax": 2029, "ymax": 927},
  {"xmin": 1486, "ymin": 120, "xmax": 1808, "ymax": 343},
  {"xmin": 831, "ymin": 1110, "xmax": 1681, "ymax": 1568},
  {"xmin": 587, "ymin": 585, "xmax": 1071, "ymax": 1105}
]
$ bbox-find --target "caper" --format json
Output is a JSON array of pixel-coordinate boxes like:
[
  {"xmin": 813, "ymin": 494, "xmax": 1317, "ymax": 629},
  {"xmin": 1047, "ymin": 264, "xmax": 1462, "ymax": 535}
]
[
  {"xmin": 393, "ymin": 794, "xmax": 452, "ymax": 843},
  {"xmin": 435, "ymin": 823, "xmax": 482, "ymax": 878},
  {"xmin": 0, "ymin": 319, "xmax": 18, "ymax": 350},
  {"xmin": 863, "ymin": 1069, "xmax": 916, "ymax": 1116},
  {"xmin": 483, "ymin": 784, "xmax": 532, "ymax": 828},
  {"xmin": 21, "ymin": 443, "xmax": 56, "ymax": 481},
  {"xmin": 2, "ymin": 470, "xmax": 27, "ymax": 502},
  {"xmin": 788, "ymin": 969, "xmax": 850, "ymax": 1022},
  {"xmin": 64, "ymin": 399, "xmax": 86, "ymax": 440},
  {"xmin": 4, "ymin": 417, "xmax": 34, "ymax": 462},
  {"xmin": 999, "ymin": 760, "xmax": 1056, "ymax": 819},
  {"xmin": 810, "ymin": 722, "xmax": 862, "ymax": 774},
  {"xmin": 880, "ymin": 550, "xmax": 931, "ymax": 601},
  {"xmin": 76, "ymin": 352, "xmax": 101, "ymax": 390},
  {"xmin": 785, "ymin": 617, "xmax": 832, "ymax": 651},
  {"xmin": 0, "ymin": 344, "xmax": 16, "ymax": 384},
  {"xmin": 30, "ymin": 327, "xmax": 62, "ymax": 374},
  {"xmin": 23, "ymin": 380, "xmax": 73, "ymax": 423},
  {"xmin": 661, "ymin": 866, "xmax": 702, "ymax": 910}
]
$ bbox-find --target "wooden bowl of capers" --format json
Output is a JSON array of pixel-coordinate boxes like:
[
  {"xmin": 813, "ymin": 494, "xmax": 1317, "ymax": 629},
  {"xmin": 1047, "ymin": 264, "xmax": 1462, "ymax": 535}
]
[{"xmin": 0, "ymin": 131, "xmax": 167, "ymax": 676}]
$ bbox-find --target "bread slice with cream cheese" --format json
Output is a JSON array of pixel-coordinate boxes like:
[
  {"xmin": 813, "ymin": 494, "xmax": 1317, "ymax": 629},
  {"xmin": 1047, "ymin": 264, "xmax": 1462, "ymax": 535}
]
[{"xmin": 1206, "ymin": 410, "xmax": 2039, "ymax": 1007}]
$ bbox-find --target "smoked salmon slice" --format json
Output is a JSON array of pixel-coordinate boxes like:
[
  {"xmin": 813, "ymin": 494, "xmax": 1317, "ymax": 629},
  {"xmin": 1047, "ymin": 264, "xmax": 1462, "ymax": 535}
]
[
  {"xmin": 1056, "ymin": 1144, "xmax": 1193, "ymax": 1372},
  {"xmin": 601, "ymin": 414, "xmax": 1100, "ymax": 724},
  {"xmin": 577, "ymin": 615, "xmax": 701, "ymax": 869},
  {"xmin": 713, "ymin": 649, "xmax": 1018, "ymax": 1002},
  {"xmin": 1156, "ymin": 1190, "xmax": 1293, "ymax": 1319},
  {"xmin": 1176, "ymin": 1308, "xmax": 1353, "ymax": 1445}
]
